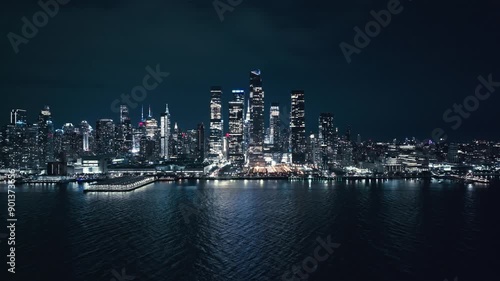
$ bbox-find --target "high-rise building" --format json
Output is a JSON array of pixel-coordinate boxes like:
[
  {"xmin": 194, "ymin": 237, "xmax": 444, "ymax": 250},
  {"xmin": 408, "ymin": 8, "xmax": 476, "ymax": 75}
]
[
  {"xmin": 269, "ymin": 103, "xmax": 280, "ymax": 148},
  {"xmin": 145, "ymin": 105, "xmax": 158, "ymax": 139},
  {"xmin": 10, "ymin": 109, "xmax": 27, "ymax": 125},
  {"xmin": 248, "ymin": 70, "xmax": 265, "ymax": 166},
  {"xmin": 307, "ymin": 132, "xmax": 320, "ymax": 166},
  {"xmin": 318, "ymin": 113, "xmax": 335, "ymax": 169},
  {"xmin": 170, "ymin": 122, "xmax": 180, "ymax": 159},
  {"xmin": 95, "ymin": 119, "xmax": 115, "ymax": 156},
  {"xmin": 160, "ymin": 104, "xmax": 171, "ymax": 160},
  {"xmin": 80, "ymin": 121, "xmax": 91, "ymax": 153},
  {"xmin": 61, "ymin": 123, "xmax": 79, "ymax": 161},
  {"xmin": 209, "ymin": 86, "xmax": 223, "ymax": 160},
  {"xmin": 118, "ymin": 105, "xmax": 133, "ymax": 153},
  {"xmin": 197, "ymin": 123, "xmax": 205, "ymax": 162},
  {"xmin": 290, "ymin": 90, "xmax": 306, "ymax": 164},
  {"xmin": 3, "ymin": 123, "xmax": 26, "ymax": 169},
  {"xmin": 38, "ymin": 106, "xmax": 54, "ymax": 165},
  {"xmin": 228, "ymin": 90, "xmax": 245, "ymax": 165}
]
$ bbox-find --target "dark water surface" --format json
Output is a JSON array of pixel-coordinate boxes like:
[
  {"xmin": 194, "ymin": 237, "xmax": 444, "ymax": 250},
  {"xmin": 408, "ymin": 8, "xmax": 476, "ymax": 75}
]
[{"xmin": 1, "ymin": 179, "xmax": 499, "ymax": 281}]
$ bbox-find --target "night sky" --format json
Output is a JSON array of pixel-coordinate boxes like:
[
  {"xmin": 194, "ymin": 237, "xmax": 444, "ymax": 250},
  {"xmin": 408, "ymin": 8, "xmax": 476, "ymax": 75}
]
[{"xmin": 1, "ymin": 0, "xmax": 499, "ymax": 141}]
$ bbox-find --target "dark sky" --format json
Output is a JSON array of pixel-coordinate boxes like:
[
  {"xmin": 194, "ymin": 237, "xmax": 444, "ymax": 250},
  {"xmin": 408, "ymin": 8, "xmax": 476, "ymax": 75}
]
[{"xmin": 1, "ymin": 0, "xmax": 499, "ymax": 141}]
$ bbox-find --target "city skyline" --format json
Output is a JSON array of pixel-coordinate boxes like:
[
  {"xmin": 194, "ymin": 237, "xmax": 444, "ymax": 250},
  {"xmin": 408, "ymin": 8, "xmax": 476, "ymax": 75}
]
[
  {"xmin": 1, "ymin": 1, "xmax": 499, "ymax": 141},
  {"xmin": 3, "ymin": 85, "xmax": 499, "ymax": 144}
]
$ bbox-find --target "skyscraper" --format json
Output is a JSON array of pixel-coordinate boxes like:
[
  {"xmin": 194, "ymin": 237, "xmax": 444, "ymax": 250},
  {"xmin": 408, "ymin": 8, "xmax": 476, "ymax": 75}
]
[
  {"xmin": 95, "ymin": 119, "xmax": 115, "ymax": 156},
  {"xmin": 38, "ymin": 106, "xmax": 54, "ymax": 165},
  {"xmin": 145, "ymin": 105, "xmax": 158, "ymax": 139},
  {"xmin": 269, "ymin": 102, "xmax": 280, "ymax": 148},
  {"xmin": 249, "ymin": 70, "xmax": 265, "ymax": 166},
  {"xmin": 290, "ymin": 90, "xmax": 306, "ymax": 164},
  {"xmin": 118, "ymin": 105, "xmax": 133, "ymax": 153},
  {"xmin": 209, "ymin": 86, "xmax": 223, "ymax": 160},
  {"xmin": 61, "ymin": 123, "xmax": 79, "ymax": 161},
  {"xmin": 160, "ymin": 104, "xmax": 171, "ymax": 160},
  {"xmin": 81, "ymin": 121, "xmax": 91, "ymax": 152},
  {"xmin": 228, "ymin": 90, "xmax": 245, "ymax": 165},
  {"xmin": 197, "ymin": 123, "xmax": 205, "ymax": 162},
  {"xmin": 318, "ymin": 113, "xmax": 335, "ymax": 168}
]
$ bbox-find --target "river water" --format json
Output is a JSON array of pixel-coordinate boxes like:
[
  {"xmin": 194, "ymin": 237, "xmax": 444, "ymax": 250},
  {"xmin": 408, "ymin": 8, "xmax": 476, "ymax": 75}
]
[{"xmin": 0, "ymin": 179, "xmax": 499, "ymax": 281}]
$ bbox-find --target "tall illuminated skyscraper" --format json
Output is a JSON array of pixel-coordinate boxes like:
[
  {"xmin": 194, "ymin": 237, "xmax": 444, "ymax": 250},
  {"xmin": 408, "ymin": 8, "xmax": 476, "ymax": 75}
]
[
  {"xmin": 38, "ymin": 106, "xmax": 54, "ymax": 164},
  {"xmin": 160, "ymin": 104, "xmax": 171, "ymax": 160},
  {"xmin": 95, "ymin": 119, "xmax": 115, "ymax": 156},
  {"xmin": 145, "ymin": 105, "xmax": 158, "ymax": 139},
  {"xmin": 228, "ymin": 90, "xmax": 245, "ymax": 165},
  {"xmin": 61, "ymin": 123, "xmax": 78, "ymax": 161},
  {"xmin": 248, "ymin": 70, "xmax": 265, "ymax": 166},
  {"xmin": 290, "ymin": 90, "xmax": 306, "ymax": 164},
  {"xmin": 209, "ymin": 86, "xmax": 223, "ymax": 160},
  {"xmin": 118, "ymin": 105, "xmax": 133, "ymax": 153},
  {"xmin": 80, "ymin": 121, "xmax": 91, "ymax": 152},
  {"xmin": 269, "ymin": 102, "xmax": 280, "ymax": 148},
  {"xmin": 318, "ymin": 113, "xmax": 335, "ymax": 169}
]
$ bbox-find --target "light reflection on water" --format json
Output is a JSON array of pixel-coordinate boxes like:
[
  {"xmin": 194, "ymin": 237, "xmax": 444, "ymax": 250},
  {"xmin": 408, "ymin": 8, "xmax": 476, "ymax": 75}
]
[{"xmin": 0, "ymin": 179, "xmax": 498, "ymax": 281}]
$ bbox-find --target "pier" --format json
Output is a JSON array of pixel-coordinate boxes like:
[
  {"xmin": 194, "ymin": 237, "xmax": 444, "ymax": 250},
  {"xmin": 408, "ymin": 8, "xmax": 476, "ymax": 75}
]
[{"xmin": 83, "ymin": 176, "xmax": 156, "ymax": 192}]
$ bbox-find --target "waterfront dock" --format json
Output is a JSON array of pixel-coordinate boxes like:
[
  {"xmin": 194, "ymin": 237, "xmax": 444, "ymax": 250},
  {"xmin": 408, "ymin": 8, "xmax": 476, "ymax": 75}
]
[{"xmin": 83, "ymin": 176, "xmax": 156, "ymax": 192}]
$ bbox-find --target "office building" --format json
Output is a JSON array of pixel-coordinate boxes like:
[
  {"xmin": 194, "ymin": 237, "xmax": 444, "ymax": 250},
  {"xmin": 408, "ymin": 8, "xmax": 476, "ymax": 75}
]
[
  {"xmin": 228, "ymin": 90, "xmax": 245, "ymax": 165},
  {"xmin": 290, "ymin": 90, "xmax": 306, "ymax": 164},
  {"xmin": 209, "ymin": 86, "xmax": 223, "ymax": 160},
  {"xmin": 160, "ymin": 104, "xmax": 171, "ymax": 160},
  {"xmin": 248, "ymin": 70, "xmax": 265, "ymax": 166},
  {"xmin": 95, "ymin": 119, "xmax": 115, "ymax": 156}
]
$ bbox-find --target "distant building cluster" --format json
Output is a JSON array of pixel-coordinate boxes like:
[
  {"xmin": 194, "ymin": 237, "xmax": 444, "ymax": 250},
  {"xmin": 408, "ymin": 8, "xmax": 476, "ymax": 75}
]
[{"xmin": 1, "ymin": 70, "xmax": 500, "ymax": 176}]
